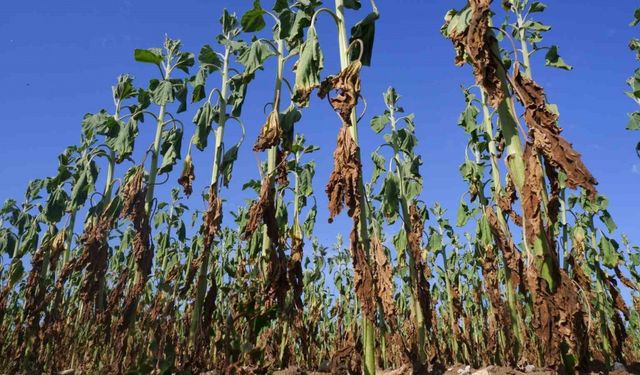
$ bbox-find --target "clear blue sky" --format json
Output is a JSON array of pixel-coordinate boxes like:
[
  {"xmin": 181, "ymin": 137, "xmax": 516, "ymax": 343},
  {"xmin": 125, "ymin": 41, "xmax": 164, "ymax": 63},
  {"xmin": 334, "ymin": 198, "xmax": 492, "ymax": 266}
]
[{"xmin": 1, "ymin": 1, "xmax": 638, "ymax": 248}]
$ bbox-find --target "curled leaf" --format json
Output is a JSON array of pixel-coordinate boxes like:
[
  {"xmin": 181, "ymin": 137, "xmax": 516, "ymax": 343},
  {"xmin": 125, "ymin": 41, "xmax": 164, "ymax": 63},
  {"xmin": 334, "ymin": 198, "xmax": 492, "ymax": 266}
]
[
  {"xmin": 253, "ymin": 110, "xmax": 281, "ymax": 152},
  {"xmin": 178, "ymin": 154, "xmax": 195, "ymax": 197}
]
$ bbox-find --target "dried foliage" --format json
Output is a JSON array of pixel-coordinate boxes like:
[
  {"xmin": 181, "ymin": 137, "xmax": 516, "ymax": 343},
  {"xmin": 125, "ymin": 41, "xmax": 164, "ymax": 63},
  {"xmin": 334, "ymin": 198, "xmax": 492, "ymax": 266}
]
[
  {"xmin": 244, "ymin": 176, "xmax": 278, "ymax": 244},
  {"xmin": 178, "ymin": 154, "xmax": 196, "ymax": 197},
  {"xmin": 511, "ymin": 68, "xmax": 598, "ymax": 199},
  {"xmin": 447, "ymin": 0, "xmax": 504, "ymax": 108},
  {"xmin": 254, "ymin": 110, "xmax": 282, "ymax": 152}
]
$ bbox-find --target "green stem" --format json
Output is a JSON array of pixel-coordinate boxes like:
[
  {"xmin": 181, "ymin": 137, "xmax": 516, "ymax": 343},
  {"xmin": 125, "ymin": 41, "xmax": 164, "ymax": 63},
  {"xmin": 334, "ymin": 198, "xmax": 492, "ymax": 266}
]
[
  {"xmin": 278, "ymin": 322, "xmax": 289, "ymax": 367},
  {"xmin": 480, "ymin": 91, "xmax": 524, "ymax": 359},
  {"xmin": 438, "ymin": 236, "xmax": 459, "ymax": 361},
  {"xmin": 62, "ymin": 211, "xmax": 76, "ymax": 266},
  {"xmin": 334, "ymin": 0, "xmax": 375, "ymax": 372},
  {"xmin": 389, "ymin": 105, "xmax": 427, "ymax": 363},
  {"xmin": 191, "ymin": 43, "xmax": 231, "ymax": 343},
  {"xmin": 145, "ymin": 101, "xmax": 167, "ymax": 215},
  {"xmin": 261, "ymin": 39, "xmax": 284, "ymax": 258},
  {"xmin": 491, "ymin": 37, "xmax": 556, "ymax": 291}
]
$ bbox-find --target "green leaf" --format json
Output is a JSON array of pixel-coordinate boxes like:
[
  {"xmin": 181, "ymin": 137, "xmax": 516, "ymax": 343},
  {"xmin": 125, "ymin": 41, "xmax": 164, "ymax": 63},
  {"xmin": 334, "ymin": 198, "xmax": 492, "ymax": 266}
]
[
  {"xmin": 175, "ymin": 52, "xmax": 195, "ymax": 74},
  {"xmin": 44, "ymin": 188, "xmax": 69, "ymax": 223},
  {"xmin": 285, "ymin": 10, "xmax": 312, "ymax": 48},
  {"xmin": 174, "ymin": 79, "xmax": 188, "ymax": 113},
  {"xmin": 70, "ymin": 160, "xmax": 98, "ymax": 210},
  {"xmin": 392, "ymin": 229, "xmax": 408, "ymax": 257},
  {"xmin": 529, "ymin": 2, "xmax": 547, "ymax": 13},
  {"xmin": 349, "ymin": 12, "xmax": 379, "ymax": 66},
  {"xmin": 273, "ymin": 0, "xmax": 289, "ymax": 13},
  {"xmin": 279, "ymin": 104, "xmax": 302, "ymax": 151},
  {"xmin": 199, "ymin": 45, "xmax": 222, "ymax": 72},
  {"xmin": 9, "ymin": 260, "xmax": 24, "ymax": 288},
  {"xmin": 477, "ymin": 215, "xmax": 492, "ymax": 247},
  {"xmin": 293, "ymin": 26, "xmax": 323, "ymax": 106},
  {"xmin": 238, "ymin": 40, "xmax": 276, "ymax": 75},
  {"xmin": 241, "ymin": 1, "xmax": 266, "ymax": 32},
  {"xmin": 221, "ymin": 144, "xmax": 240, "ymax": 187},
  {"xmin": 134, "ymin": 48, "xmax": 163, "ymax": 65},
  {"xmin": 192, "ymin": 102, "xmax": 214, "ymax": 151},
  {"xmin": 458, "ymin": 103, "xmax": 479, "ymax": 133},
  {"xmin": 0, "ymin": 230, "xmax": 17, "ymax": 258},
  {"xmin": 159, "ymin": 127, "xmax": 183, "ymax": 174},
  {"xmin": 109, "ymin": 118, "xmax": 138, "ymax": 163},
  {"xmin": 544, "ymin": 45, "xmax": 572, "ymax": 71},
  {"xmin": 371, "ymin": 151, "xmax": 386, "ymax": 183},
  {"xmin": 370, "ymin": 113, "xmax": 389, "ymax": 133},
  {"xmin": 381, "ymin": 174, "xmax": 400, "ymax": 223},
  {"xmin": 525, "ymin": 21, "xmax": 551, "ymax": 32},
  {"xmin": 627, "ymin": 112, "xmax": 640, "ymax": 130},
  {"xmin": 599, "ymin": 236, "xmax": 621, "ymax": 268},
  {"xmin": 428, "ymin": 231, "xmax": 443, "ymax": 253},
  {"xmin": 631, "ymin": 8, "xmax": 640, "ymax": 27},
  {"xmin": 343, "ymin": 0, "xmax": 361, "ymax": 10},
  {"xmin": 82, "ymin": 110, "xmax": 119, "ymax": 138},
  {"xmin": 456, "ymin": 200, "xmax": 476, "ymax": 227},
  {"xmin": 150, "ymin": 80, "xmax": 175, "ymax": 106},
  {"xmin": 113, "ymin": 74, "xmax": 136, "ymax": 101},
  {"xmin": 229, "ymin": 72, "xmax": 254, "ymax": 117},
  {"xmin": 384, "ymin": 87, "xmax": 399, "ymax": 107},
  {"xmin": 599, "ymin": 210, "xmax": 617, "ymax": 233},
  {"xmin": 299, "ymin": 163, "xmax": 314, "ymax": 198},
  {"xmin": 221, "ymin": 9, "xmax": 239, "ymax": 35}
]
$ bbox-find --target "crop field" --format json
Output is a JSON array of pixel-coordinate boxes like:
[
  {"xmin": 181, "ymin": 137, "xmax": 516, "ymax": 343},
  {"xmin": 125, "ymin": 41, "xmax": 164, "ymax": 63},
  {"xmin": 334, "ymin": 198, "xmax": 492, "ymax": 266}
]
[{"xmin": 1, "ymin": 0, "xmax": 639, "ymax": 374}]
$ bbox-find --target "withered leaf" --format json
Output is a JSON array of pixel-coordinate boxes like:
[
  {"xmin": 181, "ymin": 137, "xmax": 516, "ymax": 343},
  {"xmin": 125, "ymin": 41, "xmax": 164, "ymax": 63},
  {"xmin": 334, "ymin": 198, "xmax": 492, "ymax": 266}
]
[
  {"xmin": 512, "ymin": 68, "xmax": 598, "ymax": 199},
  {"xmin": 253, "ymin": 110, "xmax": 281, "ymax": 152},
  {"xmin": 326, "ymin": 126, "xmax": 362, "ymax": 223}
]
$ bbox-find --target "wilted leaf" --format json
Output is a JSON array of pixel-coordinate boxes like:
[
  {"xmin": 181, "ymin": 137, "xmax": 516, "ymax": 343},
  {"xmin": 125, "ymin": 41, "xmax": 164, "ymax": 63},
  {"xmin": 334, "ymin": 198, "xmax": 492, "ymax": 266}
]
[
  {"xmin": 237, "ymin": 39, "xmax": 276, "ymax": 74},
  {"xmin": 293, "ymin": 26, "xmax": 323, "ymax": 106},
  {"xmin": 221, "ymin": 144, "xmax": 240, "ymax": 187},
  {"xmin": 349, "ymin": 11, "xmax": 379, "ymax": 66},
  {"xmin": 370, "ymin": 113, "xmax": 389, "ymax": 133},
  {"xmin": 159, "ymin": 127, "xmax": 183, "ymax": 174}
]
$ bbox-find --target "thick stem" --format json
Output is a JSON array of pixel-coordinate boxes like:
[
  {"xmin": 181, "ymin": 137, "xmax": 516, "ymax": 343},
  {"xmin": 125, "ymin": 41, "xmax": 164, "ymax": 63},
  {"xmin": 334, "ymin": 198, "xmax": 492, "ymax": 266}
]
[
  {"xmin": 389, "ymin": 106, "xmax": 427, "ymax": 362},
  {"xmin": 145, "ymin": 102, "xmax": 167, "ymax": 215},
  {"xmin": 261, "ymin": 39, "xmax": 284, "ymax": 258},
  {"xmin": 439, "ymin": 239, "xmax": 460, "ymax": 361},
  {"xmin": 491, "ymin": 37, "xmax": 556, "ymax": 291},
  {"xmin": 335, "ymin": 0, "xmax": 375, "ymax": 373},
  {"xmin": 191, "ymin": 45, "xmax": 231, "ymax": 343},
  {"xmin": 480, "ymin": 91, "xmax": 524, "ymax": 358},
  {"xmin": 62, "ymin": 211, "xmax": 76, "ymax": 266}
]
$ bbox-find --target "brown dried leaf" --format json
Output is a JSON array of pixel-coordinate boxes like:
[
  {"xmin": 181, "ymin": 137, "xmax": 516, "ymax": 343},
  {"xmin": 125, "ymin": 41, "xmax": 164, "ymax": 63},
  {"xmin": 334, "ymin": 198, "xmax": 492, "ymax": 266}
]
[
  {"xmin": 446, "ymin": 0, "xmax": 504, "ymax": 108},
  {"xmin": 78, "ymin": 214, "xmax": 112, "ymax": 313},
  {"xmin": 319, "ymin": 60, "xmax": 362, "ymax": 126},
  {"xmin": 485, "ymin": 206, "xmax": 524, "ymax": 291},
  {"xmin": 203, "ymin": 186, "xmax": 223, "ymax": 251},
  {"xmin": 243, "ymin": 176, "xmax": 278, "ymax": 244},
  {"xmin": 408, "ymin": 203, "xmax": 433, "ymax": 333},
  {"xmin": 276, "ymin": 148, "xmax": 289, "ymax": 188},
  {"xmin": 615, "ymin": 266, "xmax": 639, "ymax": 292},
  {"xmin": 326, "ymin": 126, "xmax": 362, "ymax": 223},
  {"xmin": 522, "ymin": 144, "xmax": 545, "ymax": 246},
  {"xmin": 351, "ymin": 227, "xmax": 375, "ymax": 321},
  {"xmin": 498, "ymin": 173, "xmax": 523, "ymax": 226},
  {"xmin": 289, "ymin": 231, "xmax": 304, "ymax": 313},
  {"xmin": 371, "ymin": 235, "xmax": 396, "ymax": 327},
  {"xmin": 178, "ymin": 154, "xmax": 195, "ymax": 197},
  {"xmin": 511, "ymin": 69, "xmax": 598, "ymax": 199},
  {"xmin": 253, "ymin": 110, "xmax": 281, "ymax": 152}
]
